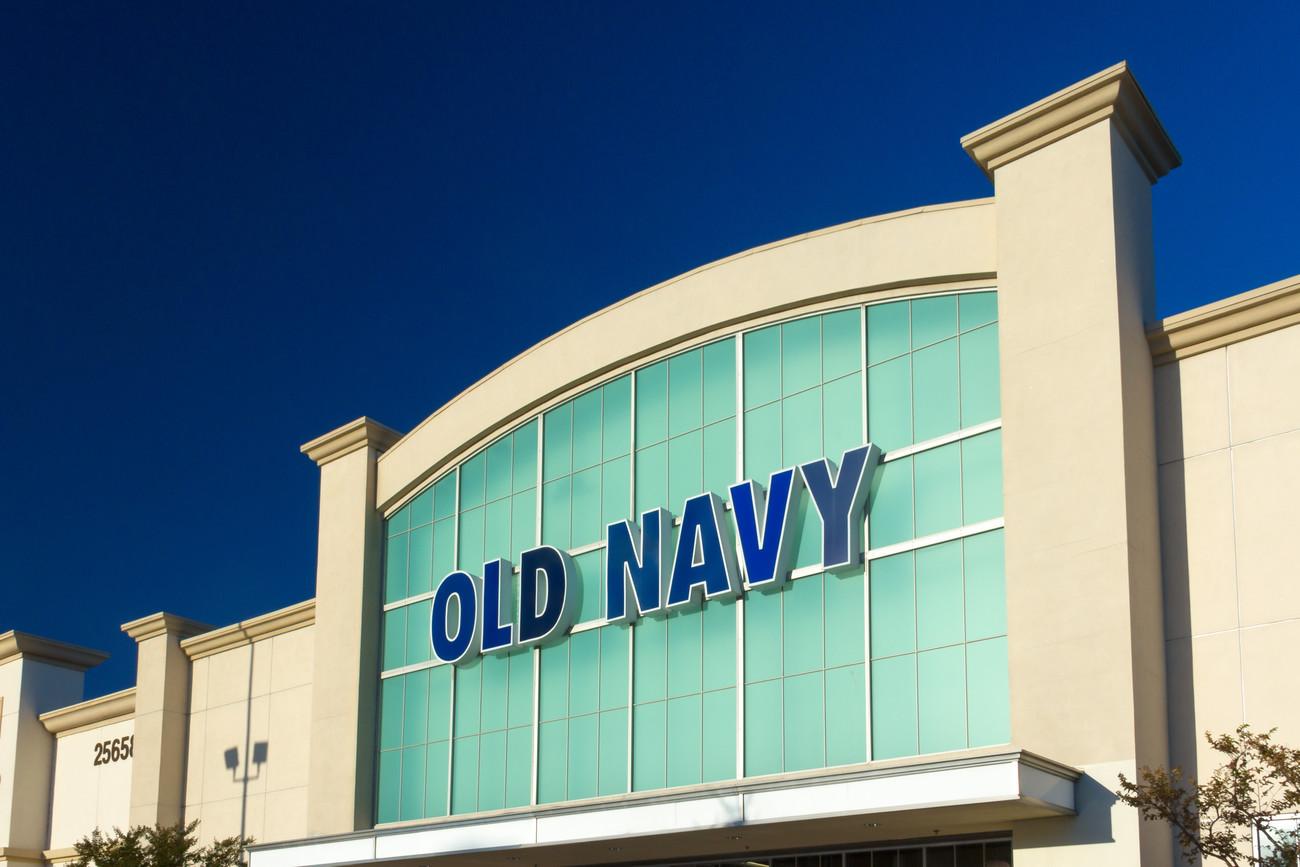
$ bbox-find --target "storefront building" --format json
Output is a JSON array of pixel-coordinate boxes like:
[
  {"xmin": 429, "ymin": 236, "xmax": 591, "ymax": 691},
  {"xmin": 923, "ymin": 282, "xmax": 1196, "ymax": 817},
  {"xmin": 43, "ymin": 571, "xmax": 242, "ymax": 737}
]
[{"xmin": 4, "ymin": 62, "xmax": 1299, "ymax": 867}]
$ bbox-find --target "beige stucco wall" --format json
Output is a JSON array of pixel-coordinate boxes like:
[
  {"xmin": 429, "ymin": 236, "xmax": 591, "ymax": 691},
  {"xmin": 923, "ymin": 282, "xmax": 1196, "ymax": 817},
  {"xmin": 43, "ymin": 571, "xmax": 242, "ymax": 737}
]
[
  {"xmin": 48, "ymin": 719, "xmax": 134, "ymax": 849},
  {"xmin": 183, "ymin": 625, "xmax": 314, "ymax": 844},
  {"xmin": 1157, "ymin": 319, "xmax": 1300, "ymax": 787}
]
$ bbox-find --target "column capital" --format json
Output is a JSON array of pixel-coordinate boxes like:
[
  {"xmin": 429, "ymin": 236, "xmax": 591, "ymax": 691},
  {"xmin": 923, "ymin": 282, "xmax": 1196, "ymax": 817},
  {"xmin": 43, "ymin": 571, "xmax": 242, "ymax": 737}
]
[
  {"xmin": 120, "ymin": 612, "xmax": 212, "ymax": 643},
  {"xmin": 0, "ymin": 631, "xmax": 107, "ymax": 671},
  {"xmin": 961, "ymin": 61, "xmax": 1181, "ymax": 183},
  {"xmin": 300, "ymin": 417, "xmax": 403, "ymax": 467}
]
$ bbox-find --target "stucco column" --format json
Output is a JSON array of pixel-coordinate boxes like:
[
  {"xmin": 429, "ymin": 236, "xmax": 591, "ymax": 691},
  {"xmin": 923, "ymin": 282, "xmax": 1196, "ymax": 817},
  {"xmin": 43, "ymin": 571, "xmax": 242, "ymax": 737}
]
[
  {"xmin": 0, "ymin": 633, "xmax": 106, "ymax": 867},
  {"xmin": 962, "ymin": 63, "xmax": 1180, "ymax": 865},
  {"xmin": 301, "ymin": 417, "xmax": 402, "ymax": 835},
  {"xmin": 122, "ymin": 612, "xmax": 211, "ymax": 827}
]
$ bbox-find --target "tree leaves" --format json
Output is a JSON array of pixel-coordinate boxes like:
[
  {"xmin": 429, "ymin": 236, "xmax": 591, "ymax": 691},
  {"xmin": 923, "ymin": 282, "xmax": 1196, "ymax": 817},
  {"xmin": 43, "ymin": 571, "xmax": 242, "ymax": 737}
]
[{"xmin": 73, "ymin": 821, "xmax": 248, "ymax": 867}]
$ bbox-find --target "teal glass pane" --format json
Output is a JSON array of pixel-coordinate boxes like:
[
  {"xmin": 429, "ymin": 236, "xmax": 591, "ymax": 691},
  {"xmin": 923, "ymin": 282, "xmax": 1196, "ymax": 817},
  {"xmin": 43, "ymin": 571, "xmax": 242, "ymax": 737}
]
[
  {"xmin": 569, "ymin": 629, "xmax": 601, "ymax": 716},
  {"xmin": 634, "ymin": 442, "xmax": 667, "ymax": 516},
  {"xmin": 451, "ymin": 736, "xmax": 479, "ymax": 814},
  {"xmin": 572, "ymin": 389, "xmax": 603, "ymax": 471},
  {"xmin": 701, "ymin": 688, "xmax": 736, "ymax": 782},
  {"xmin": 667, "ymin": 609, "xmax": 703, "ymax": 698},
  {"xmin": 781, "ymin": 388, "xmax": 822, "ymax": 467},
  {"xmin": 486, "ymin": 436, "xmax": 513, "ymax": 503},
  {"xmin": 783, "ymin": 671, "xmax": 825, "ymax": 772},
  {"xmin": 868, "ymin": 458, "xmax": 913, "ymax": 548},
  {"xmin": 871, "ymin": 655, "xmax": 917, "ymax": 759},
  {"xmin": 867, "ymin": 301, "xmax": 909, "ymax": 365},
  {"xmin": 573, "ymin": 548, "xmax": 603, "ymax": 624},
  {"xmin": 380, "ymin": 675, "xmax": 404, "ymax": 750},
  {"xmin": 600, "ymin": 624, "xmax": 630, "ymax": 710},
  {"xmin": 570, "ymin": 466, "xmax": 602, "ymax": 547},
  {"xmin": 505, "ymin": 726, "xmax": 532, "ymax": 807},
  {"xmin": 383, "ymin": 607, "xmax": 406, "ymax": 671},
  {"xmin": 454, "ymin": 657, "xmax": 482, "ymax": 736},
  {"xmin": 743, "ymin": 679, "xmax": 782, "ymax": 776},
  {"xmin": 870, "ymin": 551, "xmax": 914, "ymax": 658},
  {"xmin": 782, "ymin": 316, "xmax": 821, "ymax": 397},
  {"xmin": 633, "ymin": 615, "xmax": 667, "ymax": 703},
  {"xmin": 598, "ymin": 708, "xmax": 629, "ymax": 795},
  {"xmin": 540, "ymin": 478, "xmax": 571, "ymax": 550},
  {"xmin": 636, "ymin": 361, "xmax": 669, "ymax": 447},
  {"xmin": 543, "ymin": 403, "xmax": 572, "ymax": 481},
  {"xmin": 477, "ymin": 729, "xmax": 507, "ymax": 811},
  {"xmin": 432, "ymin": 518, "xmax": 455, "ymax": 585},
  {"xmin": 823, "ymin": 373, "xmax": 863, "ymax": 462},
  {"xmin": 483, "ymin": 497, "xmax": 512, "ymax": 563},
  {"xmin": 743, "ymin": 589, "xmax": 782, "ymax": 683},
  {"xmin": 702, "ymin": 338, "xmax": 737, "ymax": 425},
  {"xmin": 825, "ymin": 664, "xmax": 867, "ymax": 766},
  {"xmin": 480, "ymin": 652, "xmax": 510, "ymax": 732},
  {"xmin": 388, "ymin": 504, "xmax": 410, "ymax": 537},
  {"xmin": 959, "ymin": 324, "xmax": 1000, "ymax": 427},
  {"xmin": 822, "ymin": 309, "xmax": 862, "ymax": 381},
  {"xmin": 667, "ymin": 430, "xmax": 703, "ymax": 513},
  {"xmin": 601, "ymin": 455, "xmax": 631, "ymax": 528},
  {"xmin": 384, "ymin": 533, "xmax": 409, "ymax": 604},
  {"xmin": 567, "ymin": 713, "xmax": 599, "ymax": 800},
  {"xmin": 410, "ymin": 488, "xmax": 434, "ymax": 528},
  {"xmin": 377, "ymin": 749, "xmax": 401, "ymax": 823},
  {"xmin": 783, "ymin": 574, "xmax": 824, "ymax": 676},
  {"xmin": 668, "ymin": 349, "xmax": 703, "ymax": 437},
  {"xmin": 964, "ymin": 529, "xmax": 1006, "ymax": 641},
  {"xmin": 867, "ymin": 355, "xmax": 912, "ymax": 452},
  {"xmin": 702, "ymin": 419, "xmax": 736, "ymax": 499},
  {"xmin": 967, "ymin": 636, "xmax": 1010, "ymax": 747},
  {"xmin": 506, "ymin": 649, "xmax": 533, "ymax": 728},
  {"xmin": 824, "ymin": 571, "xmax": 865, "ymax": 668},
  {"xmin": 701, "ymin": 598, "xmax": 737, "ymax": 691},
  {"xmin": 959, "ymin": 292, "xmax": 998, "ymax": 331},
  {"xmin": 911, "ymin": 295, "xmax": 957, "ymax": 349},
  {"xmin": 402, "ymin": 667, "xmax": 429, "ymax": 746},
  {"xmin": 510, "ymin": 493, "xmax": 536, "ymax": 562},
  {"xmin": 666, "ymin": 694, "xmax": 703, "ymax": 787},
  {"xmin": 457, "ymin": 507, "xmax": 485, "ymax": 572},
  {"xmin": 912, "ymin": 339, "xmax": 960, "ymax": 443},
  {"xmin": 743, "ymin": 325, "xmax": 781, "ymax": 410},
  {"xmin": 433, "ymin": 473, "xmax": 457, "ymax": 521},
  {"xmin": 916, "ymin": 542, "xmax": 964, "ymax": 650},
  {"xmin": 424, "ymin": 740, "xmax": 450, "ymax": 817},
  {"xmin": 603, "ymin": 376, "xmax": 632, "ymax": 460},
  {"xmin": 962, "ymin": 430, "xmax": 1003, "ymax": 524},
  {"xmin": 428, "ymin": 665, "xmax": 453, "ymax": 741},
  {"xmin": 537, "ymin": 721, "xmax": 567, "ymax": 803},
  {"xmin": 512, "ymin": 420, "xmax": 538, "ymax": 493},
  {"xmin": 742, "ymin": 402, "xmax": 782, "ymax": 481},
  {"xmin": 918, "ymin": 645, "xmax": 967, "ymax": 753},
  {"xmin": 539, "ymin": 641, "xmax": 569, "ymax": 722},
  {"xmin": 632, "ymin": 701, "xmax": 666, "ymax": 791},
  {"xmin": 915, "ymin": 444, "xmax": 961, "ymax": 537},
  {"xmin": 460, "ymin": 451, "xmax": 486, "ymax": 510},
  {"xmin": 408, "ymin": 523, "xmax": 433, "ymax": 596}
]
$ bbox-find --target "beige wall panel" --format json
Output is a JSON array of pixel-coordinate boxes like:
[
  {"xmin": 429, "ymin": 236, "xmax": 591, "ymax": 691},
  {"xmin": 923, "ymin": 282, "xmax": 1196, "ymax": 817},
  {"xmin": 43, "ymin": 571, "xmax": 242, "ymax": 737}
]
[
  {"xmin": 206, "ymin": 644, "xmax": 271, "ymax": 710},
  {"xmin": 269, "ymin": 627, "xmax": 314, "ymax": 694},
  {"xmin": 184, "ymin": 710, "xmax": 206, "ymax": 810},
  {"xmin": 1154, "ymin": 349, "xmax": 1229, "ymax": 464},
  {"xmin": 1232, "ymin": 429, "xmax": 1300, "ymax": 628},
  {"xmin": 264, "ymin": 685, "xmax": 312, "ymax": 793},
  {"xmin": 1166, "ymin": 632, "xmax": 1244, "ymax": 782},
  {"xmin": 262, "ymin": 788, "xmax": 309, "ymax": 844},
  {"xmin": 48, "ymin": 720, "xmax": 134, "ymax": 848},
  {"xmin": 197, "ymin": 793, "xmax": 265, "ymax": 844},
  {"xmin": 1228, "ymin": 322, "xmax": 1300, "ymax": 445},
  {"xmin": 1012, "ymin": 759, "xmax": 1143, "ymax": 866},
  {"xmin": 200, "ymin": 696, "xmax": 270, "ymax": 805},
  {"xmin": 189, "ymin": 657, "xmax": 209, "ymax": 715},
  {"xmin": 1241, "ymin": 619, "xmax": 1300, "ymax": 745},
  {"xmin": 1159, "ymin": 451, "xmax": 1238, "ymax": 640}
]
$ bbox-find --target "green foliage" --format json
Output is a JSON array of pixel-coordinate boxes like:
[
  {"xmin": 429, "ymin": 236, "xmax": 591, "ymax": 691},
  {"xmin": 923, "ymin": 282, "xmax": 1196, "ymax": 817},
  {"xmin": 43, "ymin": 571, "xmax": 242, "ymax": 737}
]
[
  {"xmin": 1118, "ymin": 725, "xmax": 1300, "ymax": 867},
  {"xmin": 73, "ymin": 821, "xmax": 247, "ymax": 867}
]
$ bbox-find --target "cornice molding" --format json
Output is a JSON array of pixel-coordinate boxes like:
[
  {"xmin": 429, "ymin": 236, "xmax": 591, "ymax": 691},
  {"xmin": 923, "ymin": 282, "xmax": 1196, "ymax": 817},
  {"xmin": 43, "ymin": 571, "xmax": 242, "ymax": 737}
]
[
  {"xmin": 120, "ymin": 612, "xmax": 213, "ymax": 643},
  {"xmin": 0, "ymin": 631, "xmax": 108, "ymax": 671},
  {"xmin": 1149, "ymin": 274, "xmax": 1300, "ymax": 365},
  {"xmin": 961, "ymin": 61, "xmax": 1180, "ymax": 183},
  {"xmin": 180, "ymin": 599, "xmax": 315, "ymax": 660},
  {"xmin": 39, "ymin": 687, "xmax": 136, "ymax": 736},
  {"xmin": 301, "ymin": 417, "xmax": 403, "ymax": 467}
]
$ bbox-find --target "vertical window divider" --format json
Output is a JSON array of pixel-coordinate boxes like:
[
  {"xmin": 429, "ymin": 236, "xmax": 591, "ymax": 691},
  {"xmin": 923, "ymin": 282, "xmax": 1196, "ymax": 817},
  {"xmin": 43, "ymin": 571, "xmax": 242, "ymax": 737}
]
[
  {"xmin": 530, "ymin": 414, "xmax": 543, "ymax": 807},
  {"xmin": 446, "ymin": 466, "xmax": 460, "ymax": 813},
  {"xmin": 734, "ymin": 332, "xmax": 746, "ymax": 781},
  {"xmin": 860, "ymin": 303, "xmax": 873, "ymax": 763},
  {"xmin": 627, "ymin": 372, "xmax": 637, "ymax": 793}
]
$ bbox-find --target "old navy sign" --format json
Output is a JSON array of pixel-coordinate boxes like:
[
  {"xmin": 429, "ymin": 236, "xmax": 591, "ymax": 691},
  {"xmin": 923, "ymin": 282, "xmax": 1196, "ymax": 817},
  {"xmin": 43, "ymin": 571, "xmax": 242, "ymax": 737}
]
[{"xmin": 428, "ymin": 443, "xmax": 882, "ymax": 664}]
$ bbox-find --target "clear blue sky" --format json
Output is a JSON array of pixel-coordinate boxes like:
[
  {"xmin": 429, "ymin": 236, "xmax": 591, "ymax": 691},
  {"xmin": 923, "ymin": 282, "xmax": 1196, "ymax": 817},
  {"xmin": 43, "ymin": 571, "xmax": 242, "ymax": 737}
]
[{"xmin": 3, "ymin": 1, "xmax": 1297, "ymax": 697}]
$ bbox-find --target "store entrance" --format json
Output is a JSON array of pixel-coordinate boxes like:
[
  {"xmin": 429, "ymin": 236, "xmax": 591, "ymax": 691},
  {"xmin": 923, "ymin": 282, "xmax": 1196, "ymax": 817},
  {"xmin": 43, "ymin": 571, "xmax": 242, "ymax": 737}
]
[{"xmin": 629, "ymin": 837, "xmax": 1013, "ymax": 867}]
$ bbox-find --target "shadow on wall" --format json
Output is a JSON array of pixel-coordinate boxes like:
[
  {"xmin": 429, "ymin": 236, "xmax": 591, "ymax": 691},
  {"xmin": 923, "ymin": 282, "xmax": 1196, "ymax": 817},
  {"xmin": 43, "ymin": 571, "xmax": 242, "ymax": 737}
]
[
  {"xmin": 1014, "ymin": 774, "xmax": 1117, "ymax": 850},
  {"xmin": 213, "ymin": 638, "xmax": 271, "ymax": 841}
]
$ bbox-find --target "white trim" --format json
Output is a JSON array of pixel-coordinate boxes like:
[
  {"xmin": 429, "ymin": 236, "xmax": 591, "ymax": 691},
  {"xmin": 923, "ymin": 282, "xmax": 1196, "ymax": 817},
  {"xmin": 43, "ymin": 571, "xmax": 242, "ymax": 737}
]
[
  {"xmin": 881, "ymin": 418, "xmax": 1002, "ymax": 463},
  {"xmin": 865, "ymin": 518, "xmax": 1005, "ymax": 563}
]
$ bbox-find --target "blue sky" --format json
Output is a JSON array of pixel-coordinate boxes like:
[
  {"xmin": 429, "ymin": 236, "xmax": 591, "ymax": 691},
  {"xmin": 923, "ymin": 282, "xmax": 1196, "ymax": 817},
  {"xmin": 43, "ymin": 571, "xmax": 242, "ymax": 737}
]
[{"xmin": 2, "ymin": 1, "xmax": 1297, "ymax": 696}]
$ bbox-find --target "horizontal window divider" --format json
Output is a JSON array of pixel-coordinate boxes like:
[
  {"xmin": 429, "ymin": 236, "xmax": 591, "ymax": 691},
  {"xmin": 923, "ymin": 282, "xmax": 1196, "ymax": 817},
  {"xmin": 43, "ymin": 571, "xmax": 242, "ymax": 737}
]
[
  {"xmin": 567, "ymin": 540, "xmax": 606, "ymax": 557},
  {"xmin": 383, "ymin": 591, "xmax": 436, "ymax": 612},
  {"xmin": 880, "ymin": 419, "xmax": 1002, "ymax": 463},
  {"xmin": 864, "ymin": 517, "xmax": 1006, "ymax": 563},
  {"xmin": 380, "ymin": 657, "xmax": 446, "ymax": 679}
]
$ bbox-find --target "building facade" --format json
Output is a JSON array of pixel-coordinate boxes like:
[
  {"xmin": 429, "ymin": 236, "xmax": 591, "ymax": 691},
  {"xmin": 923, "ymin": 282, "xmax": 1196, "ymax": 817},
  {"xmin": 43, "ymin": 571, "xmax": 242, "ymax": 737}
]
[{"xmin": 3, "ymin": 62, "xmax": 1299, "ymax": 867}]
